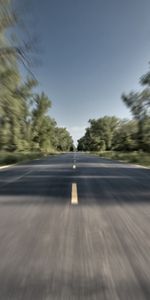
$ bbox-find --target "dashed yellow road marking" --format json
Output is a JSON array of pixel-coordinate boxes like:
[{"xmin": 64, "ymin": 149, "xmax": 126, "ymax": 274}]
[{"xmin": 71, "ymin": 183, "xmax": 78, "ymax": 204}]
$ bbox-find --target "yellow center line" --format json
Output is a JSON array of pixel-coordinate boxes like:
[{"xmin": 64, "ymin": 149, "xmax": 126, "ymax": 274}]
[{"xmin": 71, "ymin": 183, "xmax": 78, "ymax": 204}]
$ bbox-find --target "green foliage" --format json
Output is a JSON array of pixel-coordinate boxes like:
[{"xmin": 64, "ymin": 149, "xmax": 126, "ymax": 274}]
[
  {"xmin": 0, "ymin": 1, "xmax": 74, "ymax": 158},
  {"xmin": 112, "ymin": 120, "xmax": 138, "ymax": 151},
  {"xmin": 31, "ymin": 93, "xmax": 52, "ymax": 152},
  {"xmin": 78, "ymin": 64, "xmax": 150, "ymax": 154},
  {"xmin": 98, "ymin": 151, "xmax": 150, "ymax": 167},
  {"xmin": 54, "ymin": 127, "xmax": 74, "ymax": 152},
  {"xmin": 121, "ymin": 65, "xmax": 150, "ymax": 151},
  {"xmin": 77, "ymin": 116, "xmax": 119, "ymax": 152},
  {"xmin": 0, "ymin": 152, "xmax": 44, "ymax": 166}
]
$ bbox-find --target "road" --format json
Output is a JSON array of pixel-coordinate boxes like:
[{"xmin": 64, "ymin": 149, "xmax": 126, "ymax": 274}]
[{"xmin": 0, "ymin": 152, "xmax": 150, "ymax": 300}]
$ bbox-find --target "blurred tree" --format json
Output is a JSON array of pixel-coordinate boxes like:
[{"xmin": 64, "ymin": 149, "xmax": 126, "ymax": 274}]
[
  {"xmin": 112, "ymin": 120, "xmax": 138, "ymax": 151},
  {"xmin": 88, "ymin": 116, "xmax": 119, "ymax": 151},
  {"xmin": 122, "ymin": 66, "xmax": 150, "ymax": 151},
  {"xmin": 54, "ymin": 127, "xmax": 74, "ymax": 152},
  {"xmin": 0, "ymin": 1, "xmax": 74, "ymax": 154},
  {"xmin": 0, "ymin": 0, "xmax": 37, "ymax": 76},
  {"xmin": 31, "ymin": 92, "xmax": 52, "ymax": 152},
  {"xmin": 77, "ymin": 116, "xmax": 119, "ymax": 152}
]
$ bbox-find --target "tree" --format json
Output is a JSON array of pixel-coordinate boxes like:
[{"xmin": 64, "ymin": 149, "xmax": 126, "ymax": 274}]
[
  {"xmin": 0, "ymin": 0, "xmax": 38, "ymax": 151},
  {"xmin": 0, "ymin": 0, "xmax": 38, "ymax": 76},
  {"xmin": 54, "ymin": 127, "xmax": 74, "ymax": 152},
  {"xmin": 0, "ymin": 1, "xmax": 74, "ymax": 154},
  {"xmin": 112, "ymin": 120, "xmax": 138, "ymax": 151},
  {"xmin": 77, "ymin": 116, "xmax": 119, "ymax": 152},
  {"xmin": 31, "ymin": 92, "xmax": 52, "ymax": 152},
  {"xmin": 122, "ymin": 66, "xmax": 150, "ymax": 151}
]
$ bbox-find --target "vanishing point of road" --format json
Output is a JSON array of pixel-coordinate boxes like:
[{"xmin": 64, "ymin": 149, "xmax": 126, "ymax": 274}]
[{"xmin": 0, "ymin": 152, "xmax": 150, "ymax": 300}]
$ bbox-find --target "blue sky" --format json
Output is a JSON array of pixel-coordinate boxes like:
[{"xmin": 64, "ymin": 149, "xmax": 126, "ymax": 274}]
[{"xmin": 23, "ymin": 0, "xmax": 150, "ymax": 144}]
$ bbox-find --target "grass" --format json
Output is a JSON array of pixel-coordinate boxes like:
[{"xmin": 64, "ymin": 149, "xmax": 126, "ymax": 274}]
[
  {"xmin": 0, "ymin": 151, "xmax": 57, "ymax": 166},
  {"xmin": 95, "ymin": 151, "xmax": 150, "ymax": 167}
]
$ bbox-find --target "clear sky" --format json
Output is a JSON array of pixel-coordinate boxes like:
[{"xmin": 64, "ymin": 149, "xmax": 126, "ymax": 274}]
[{"xmin": 24, "ymin": 0, "xmax": 150, "ymax": 144}]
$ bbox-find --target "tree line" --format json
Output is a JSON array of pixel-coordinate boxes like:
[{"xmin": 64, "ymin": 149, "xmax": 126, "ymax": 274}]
[
  {"xmin": 0, "ymin": 0, "xmax": 74, "ymax": 153},
  {"xmin": 78, "ymin": 69, "xmax": 150, "ymax": 152}
]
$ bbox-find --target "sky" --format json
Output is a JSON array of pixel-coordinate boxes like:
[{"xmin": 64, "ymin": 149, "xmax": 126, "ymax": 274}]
[{"xmin": 21, "ymin": 0, "xmax": 150, "ymax": 145}]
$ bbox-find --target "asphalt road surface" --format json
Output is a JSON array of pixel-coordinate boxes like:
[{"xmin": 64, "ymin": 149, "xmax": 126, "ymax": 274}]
[{"xmin": 0, "ymin": 152, "xmax": 150, "ymax": 300}]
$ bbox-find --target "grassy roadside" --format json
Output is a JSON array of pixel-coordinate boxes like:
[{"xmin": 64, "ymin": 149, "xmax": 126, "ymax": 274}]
[
  {"xmin": 0, "ymin": 151, "xmax": 58, "ymax": 167},
  {"xmin": 94, "ymin": 151, "xmax": 150, "ymax": 167}
]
